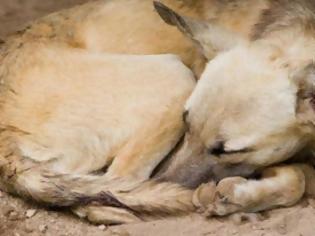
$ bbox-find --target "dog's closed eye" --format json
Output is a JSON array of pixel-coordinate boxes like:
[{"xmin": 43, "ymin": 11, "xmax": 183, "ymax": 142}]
[{"xmin": 208, "ymin": 141, "xmax": 252, "ymax": 156}]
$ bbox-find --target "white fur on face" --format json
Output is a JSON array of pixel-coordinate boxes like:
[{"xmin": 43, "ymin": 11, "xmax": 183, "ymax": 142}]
[{"xmin": 185, "ymin": 44, "xmax": 304, "ymax": 166}]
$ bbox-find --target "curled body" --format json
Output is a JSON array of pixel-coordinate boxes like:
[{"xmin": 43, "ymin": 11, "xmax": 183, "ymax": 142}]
[
  {"xmin": 0, "ymin": 0, "xmax": 265, "ymax": 223},
  {"xmin": 4, "ymin": 0, "xmax": 315, "ymax": 224}
]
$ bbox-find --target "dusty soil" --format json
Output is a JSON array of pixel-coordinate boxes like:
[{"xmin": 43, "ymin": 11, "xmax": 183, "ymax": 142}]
[
  {"xmin": 2, "ymin": 189, "xmax": 315, "ymax": 236},
  {"xmin": 1, "ymin": 1, "xmax": 315, "ymax": 235}
]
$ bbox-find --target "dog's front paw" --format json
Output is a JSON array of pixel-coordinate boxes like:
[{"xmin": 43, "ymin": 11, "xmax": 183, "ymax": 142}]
[{"xmin": 204, "ymin": 177, "xmax": 248, "ymax": 217}]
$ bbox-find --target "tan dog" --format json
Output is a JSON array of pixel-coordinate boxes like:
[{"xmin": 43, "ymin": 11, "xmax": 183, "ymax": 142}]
[
  {"xmin": 4, "ymin": 0, "xmax": 315, "ymax": 225},
  {"xmin": 1, "ymin": 0, "xmax": 267, "ymax": 224}
]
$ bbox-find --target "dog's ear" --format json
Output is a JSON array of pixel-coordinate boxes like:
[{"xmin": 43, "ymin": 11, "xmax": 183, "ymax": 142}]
[
  {"xmin": 293, "ymin": 63, "xmax": 315, "ymax": 125},
  {"xmin": 154, "ymin": 1, "xmax": 244, "ymax": 59}
]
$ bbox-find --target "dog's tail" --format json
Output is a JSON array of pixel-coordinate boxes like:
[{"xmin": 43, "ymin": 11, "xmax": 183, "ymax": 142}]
[
  {"xmin": 111, "ymin": 181, "xmax": 195, "ymax": 216},
  {"xmin": 3, "ymin": 159, "xmax": 194, "ymax": 216}
]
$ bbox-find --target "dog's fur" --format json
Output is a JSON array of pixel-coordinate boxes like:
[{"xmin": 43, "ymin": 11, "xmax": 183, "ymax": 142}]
[{"xmin": 1, "ymin": 0, "xmax": 210, "ymax": 76}]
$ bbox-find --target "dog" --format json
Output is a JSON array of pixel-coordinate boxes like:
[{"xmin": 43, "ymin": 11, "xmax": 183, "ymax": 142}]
[
  {"xmin": 1, "ymin": 0, "xmax": 263, "ymax": 224},
  {"xmin": 4, "ymin": 0, "xmax": 315, "ymax": 225}
]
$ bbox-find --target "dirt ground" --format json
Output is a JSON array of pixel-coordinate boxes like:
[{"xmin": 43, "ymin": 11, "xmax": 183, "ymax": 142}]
[{"xmin": 1, "ymin": 1, "xmax": 315, "ymax": 235}]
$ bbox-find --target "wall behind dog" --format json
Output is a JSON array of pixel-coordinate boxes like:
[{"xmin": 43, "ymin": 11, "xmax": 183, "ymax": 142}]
[{"xmin": 0, "ymin": 0, "xmax": 94, "ymax": 38}]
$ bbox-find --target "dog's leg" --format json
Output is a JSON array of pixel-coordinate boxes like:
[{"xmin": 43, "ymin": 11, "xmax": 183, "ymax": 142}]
[
  {"xmin": 198, "ymin": 165, "xmax": 306, "ymax": 216},
  {"xmin": 0, "ymin": 138, "xmax": 188, "ymax": 224},
  {"xmin": 69, "ymin": 104, "xmax": 191, "ymax": 224},
  {"xmin": 0, "ymin": 105, "xmax": 190, "ymax": 224},
  {"xmin": 104, "ymin": 105, "xmax": 185, "ymax": 187}
]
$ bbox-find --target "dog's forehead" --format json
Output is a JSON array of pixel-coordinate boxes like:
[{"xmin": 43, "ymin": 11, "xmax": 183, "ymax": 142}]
[{"xmin": 186, "ymin": 46, "xmax": 297, "ymax": 138}]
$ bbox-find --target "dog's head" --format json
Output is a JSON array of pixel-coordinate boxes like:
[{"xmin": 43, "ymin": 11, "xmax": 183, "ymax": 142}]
[{"xmin": 154, "ymin": 2, "xmax": 315, "ymax": 186}]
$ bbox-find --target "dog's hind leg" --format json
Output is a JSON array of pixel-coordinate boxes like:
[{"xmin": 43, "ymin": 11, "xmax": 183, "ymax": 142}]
[
  {"xmin": 2, "ymin": 149, "xmax": 194, "ymax": 224},
  {"xmin": 103, "ymin": 103, "xmax": 186, "ymax": 187},
  {"xmin": 0, "ymin": 130, "xmax": 134, "ymax": 208},
  {"xmin": 0, "ymin": 110, "xmax": 193, "ymax": 224},
  {"xmin": 198, "ymin": 165, "xmax": 306, "ymax": 216}
]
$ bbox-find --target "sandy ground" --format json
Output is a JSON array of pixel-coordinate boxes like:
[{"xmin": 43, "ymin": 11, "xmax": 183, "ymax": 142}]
[
  {"xmin": 1, "ymin": 1, "xmax": 315, "ymax": 235},
  {"xmin": 2, "ymin": 188, "xmax": 315, "ymax": 236}
]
